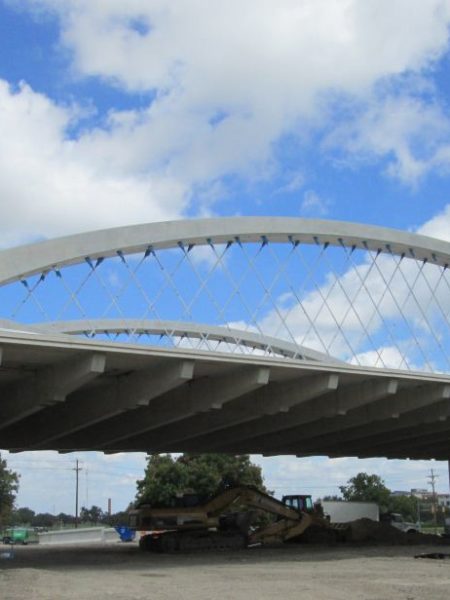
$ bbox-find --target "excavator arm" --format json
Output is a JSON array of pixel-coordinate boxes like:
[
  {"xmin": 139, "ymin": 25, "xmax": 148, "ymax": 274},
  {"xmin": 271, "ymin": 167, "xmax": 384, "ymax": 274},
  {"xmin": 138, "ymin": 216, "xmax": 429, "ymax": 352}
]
[{"xmin": 204, "ymin": 486, "xmax": 305, "ymax": 522}]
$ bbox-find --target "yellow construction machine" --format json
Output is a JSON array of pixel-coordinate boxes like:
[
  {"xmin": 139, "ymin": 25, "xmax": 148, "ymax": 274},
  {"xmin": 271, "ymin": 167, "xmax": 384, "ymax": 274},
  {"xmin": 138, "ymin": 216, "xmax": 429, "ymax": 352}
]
[{"xmin": 129, "ymin": 485, "xmax": 339, "ymax": 552}]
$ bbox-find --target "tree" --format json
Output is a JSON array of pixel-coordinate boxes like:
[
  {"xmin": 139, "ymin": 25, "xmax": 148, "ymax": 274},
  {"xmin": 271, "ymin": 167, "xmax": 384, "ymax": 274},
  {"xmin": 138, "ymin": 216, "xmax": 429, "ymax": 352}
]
[
  {"xmin": 389, "ymin": 495, "xmax": 418, "ymax": 522},
  {"xmin": 54, "ymin": 512, "xmax": 75, "ymax": 527},
  {"xmin": 0, "ymin": 454, "xmax": 19, "ymax": 526},
  {"xmin": 339, "ymin": 472, "xmax": 391, "ymax": 510},
  {"xmin": 32, "ymin": 512, "xmax": 58, "ymax": 528},
  {"xmin": 107, "ymin": 507, "xmax": 133, "ymax": 527},
  {"xmin": 80, "ymin": 505, "xmax": 105, "ymax": 524},
  {"xmin": 12, "ymin": 507, "xmax": 35, "ymax": 525},
  {"xmin": 136, "ymin": 454, "xmax": 266, "ymax": 506}
]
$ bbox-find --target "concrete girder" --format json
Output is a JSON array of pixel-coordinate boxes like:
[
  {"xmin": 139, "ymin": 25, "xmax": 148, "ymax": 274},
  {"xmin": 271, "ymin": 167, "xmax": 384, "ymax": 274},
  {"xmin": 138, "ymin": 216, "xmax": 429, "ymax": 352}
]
[
  {"xmin": 0, "ymin": 352, "xmax": 106, "ymax": 429},
  {"xmin": 49, "ymin": 366, "xmax": 271, "ymax": 450},
  {"xmin": 103, "ymin": 373, "xmax": 340, "ymax": 452},
  {"xmin": 172, "ymin": 378, "xmax": 399, "ymax": 454},
  {"xmin": 361, "ymin": 429, "xmax": 450, "ymax": 455},
  {"xmin": 321, "ymin": 420, "xmax": 450, "ymax": 459},
  {"xmin": 251, "ymin": 383, "xmax": 450, "ymax": 455},
  {"xmin": 294, "ymin": 445, "xmax": 450, "ymax": 459},
  {"xmin": 3, "ymin": 359, "xmax": 195, "ymax": 450},
  {"xmin": 298, "ymin": 404, "xmax": 450, "ymax": 458},
  {"xmin": 347, "ymin": 435, "xmax": 450, "ymax": 460}
]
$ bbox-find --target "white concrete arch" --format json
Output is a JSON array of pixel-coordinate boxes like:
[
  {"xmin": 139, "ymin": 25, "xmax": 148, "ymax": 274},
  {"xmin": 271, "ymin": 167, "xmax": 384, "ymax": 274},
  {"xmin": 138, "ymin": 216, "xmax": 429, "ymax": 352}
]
[
  {"xmin": 1, "ymin": 217, "xmax": 450, "ymax": 285},
  {"xmin": 30, "ymin": 318, "xmax": 343, "ymax": 363}
]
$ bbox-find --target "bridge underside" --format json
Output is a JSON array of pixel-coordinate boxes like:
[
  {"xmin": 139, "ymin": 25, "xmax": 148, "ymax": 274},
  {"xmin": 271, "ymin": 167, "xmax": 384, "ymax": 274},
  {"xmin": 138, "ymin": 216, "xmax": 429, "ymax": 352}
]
[{"xmin": 1, "ymin": 329, "xmax": 450, "ymax": 461}]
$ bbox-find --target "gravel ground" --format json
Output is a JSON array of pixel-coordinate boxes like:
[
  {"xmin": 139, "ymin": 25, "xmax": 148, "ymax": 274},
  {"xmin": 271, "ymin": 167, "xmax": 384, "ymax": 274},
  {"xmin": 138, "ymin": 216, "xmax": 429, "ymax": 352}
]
[{"xmin": 1, "ymin": 541, "xmax": 450, "ymax": 600}]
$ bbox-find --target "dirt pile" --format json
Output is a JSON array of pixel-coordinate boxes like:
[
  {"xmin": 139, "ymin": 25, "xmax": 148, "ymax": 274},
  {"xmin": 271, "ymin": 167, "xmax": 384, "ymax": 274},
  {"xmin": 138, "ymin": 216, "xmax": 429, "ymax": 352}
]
[{"xmin": 347, "ymin": 519, "xmax": 447, "ymax": 545}]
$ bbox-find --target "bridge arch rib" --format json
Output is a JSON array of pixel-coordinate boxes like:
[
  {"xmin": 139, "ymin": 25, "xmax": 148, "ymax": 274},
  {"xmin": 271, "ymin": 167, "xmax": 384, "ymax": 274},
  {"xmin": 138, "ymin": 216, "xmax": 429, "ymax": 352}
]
[{"xmin": 1, "ymin": 216, "xmax": 450, "ymax": 284}]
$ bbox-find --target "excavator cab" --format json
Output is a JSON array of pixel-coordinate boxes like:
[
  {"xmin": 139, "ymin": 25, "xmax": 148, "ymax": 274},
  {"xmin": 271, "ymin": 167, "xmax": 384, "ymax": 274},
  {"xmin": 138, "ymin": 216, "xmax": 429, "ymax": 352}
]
[{"xmin": 281, "ymin": 495, "xmax": 315, "ymax": 514}]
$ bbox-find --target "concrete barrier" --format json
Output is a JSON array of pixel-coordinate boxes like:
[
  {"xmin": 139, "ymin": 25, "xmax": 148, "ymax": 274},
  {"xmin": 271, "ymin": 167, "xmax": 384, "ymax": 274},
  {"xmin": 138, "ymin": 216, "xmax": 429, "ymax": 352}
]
[{"xmin": 39, "ymin": 527, "xmax": 120, "ymax": 545}]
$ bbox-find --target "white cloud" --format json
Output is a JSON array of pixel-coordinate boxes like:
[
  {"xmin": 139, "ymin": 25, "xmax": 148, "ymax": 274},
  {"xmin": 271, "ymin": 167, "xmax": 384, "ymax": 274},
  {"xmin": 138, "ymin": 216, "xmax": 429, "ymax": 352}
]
[
  {"xmin": 0, "ymin": 1, "xmax": 449, "ymax": 245},
  {"xmin": 31, "ymin": 0, "xmax": 450, "ymax": 96},
  {"xmin": 350, "ymin": 345, "xmax": 414, "ymax": 370},
  {"xmin": 300, "ymin": 190, "xmax": 330, "ymax": 216},
  {"xmin": 418, "ymin": 204, "xmax": 450, "ymax": 242},
  {"xmin": 275, "ymin": 172, "xmax": 305, "ymax": 195},
  {"xmin": 251, "ymin": 454, "xmax": 450, "ymax": 498},
  {"xmin": 326, "ymin": 95, "xmax": 450, "ymax": 185},
  {"xmin": 0, "ymin": 81, "xmax": 187, "ymax": 247},
  {"xmin": 3, "ymin": 450, "xmax": 147, "ymax": 514}
]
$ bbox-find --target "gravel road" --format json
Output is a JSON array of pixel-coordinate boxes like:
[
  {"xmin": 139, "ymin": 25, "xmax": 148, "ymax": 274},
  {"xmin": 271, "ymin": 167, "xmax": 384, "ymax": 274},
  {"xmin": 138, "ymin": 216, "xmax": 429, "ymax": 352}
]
[{"xmin": 1, "ymin": 541, "xmax": 450, "ymax": 599}]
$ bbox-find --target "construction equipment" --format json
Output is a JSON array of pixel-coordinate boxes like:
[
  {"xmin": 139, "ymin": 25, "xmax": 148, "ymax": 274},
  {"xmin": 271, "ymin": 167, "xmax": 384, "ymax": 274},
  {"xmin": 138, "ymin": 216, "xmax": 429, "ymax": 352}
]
[{"xmin": 129, "ymin": 485, "xmax": 337, "ymax": 552}]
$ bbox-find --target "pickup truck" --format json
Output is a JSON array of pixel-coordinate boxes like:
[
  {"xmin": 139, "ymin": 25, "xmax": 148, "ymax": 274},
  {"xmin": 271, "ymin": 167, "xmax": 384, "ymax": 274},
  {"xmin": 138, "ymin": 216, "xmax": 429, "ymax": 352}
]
[{"xmin": 381, "ymin": 512, "xmax": 418, "ymax": 533}]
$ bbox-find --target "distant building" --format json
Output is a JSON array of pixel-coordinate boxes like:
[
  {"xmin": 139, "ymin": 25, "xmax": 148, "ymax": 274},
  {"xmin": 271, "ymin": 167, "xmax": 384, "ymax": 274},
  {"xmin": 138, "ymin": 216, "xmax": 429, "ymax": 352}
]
[
  {"xmin": 411, "ymin": 488, "xmax": 432, "ymax": 500},
  {"xmin": 437, "ymin": 494, "xmax": 450, "ymax": 508}
]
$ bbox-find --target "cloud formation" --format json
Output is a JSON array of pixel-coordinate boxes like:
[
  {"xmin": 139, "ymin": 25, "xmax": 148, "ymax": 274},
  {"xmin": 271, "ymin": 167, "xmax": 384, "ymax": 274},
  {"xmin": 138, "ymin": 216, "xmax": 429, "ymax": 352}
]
[
  {"xmin": 0, "ymin": 80, "xmax": 188, "ymax": 247},
  {"xmin": 1, "ymin": 1, "xmax": 450, "ymax": 244},
  {"xmin": 326, "ymin": 94, "xmax": 450, "ymax": 185}
]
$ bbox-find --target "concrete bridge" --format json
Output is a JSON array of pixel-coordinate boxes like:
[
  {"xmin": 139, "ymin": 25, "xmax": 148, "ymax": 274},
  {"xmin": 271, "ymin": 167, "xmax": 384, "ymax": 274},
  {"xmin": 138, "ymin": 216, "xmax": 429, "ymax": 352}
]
[{"xmin": 1, "ymin": 216, "xmax": 450, "ymax": 460}]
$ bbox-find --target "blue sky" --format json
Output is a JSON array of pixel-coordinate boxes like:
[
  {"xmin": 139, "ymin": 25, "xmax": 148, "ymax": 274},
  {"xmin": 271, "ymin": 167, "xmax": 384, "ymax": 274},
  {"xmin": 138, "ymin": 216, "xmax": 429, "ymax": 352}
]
[{"xmin": 2, "ymin": 0, "xmax": 450, "ymax": 513}]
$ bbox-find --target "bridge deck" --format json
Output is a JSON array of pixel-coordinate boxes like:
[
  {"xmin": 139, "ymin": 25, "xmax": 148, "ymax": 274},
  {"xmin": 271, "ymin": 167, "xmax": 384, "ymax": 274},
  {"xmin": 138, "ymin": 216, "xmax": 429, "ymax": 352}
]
[{"xmin": 1, "ymin": 329, "xmax": 449, "ymax": 460}]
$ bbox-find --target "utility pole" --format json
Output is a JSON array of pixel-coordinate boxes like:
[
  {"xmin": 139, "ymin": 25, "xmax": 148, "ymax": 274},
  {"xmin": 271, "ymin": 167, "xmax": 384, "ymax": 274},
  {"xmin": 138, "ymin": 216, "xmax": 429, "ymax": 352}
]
[
  {"xmin": 427, "ymin": 468, "xmax": 439, "ymax": 533},
  {"xmin": 448, "ymin": 460, "xmax": 450, "ymax": 497},
  {"xmin": 73, "ymin": 459, "xmax": 83, "ymax": 528}
]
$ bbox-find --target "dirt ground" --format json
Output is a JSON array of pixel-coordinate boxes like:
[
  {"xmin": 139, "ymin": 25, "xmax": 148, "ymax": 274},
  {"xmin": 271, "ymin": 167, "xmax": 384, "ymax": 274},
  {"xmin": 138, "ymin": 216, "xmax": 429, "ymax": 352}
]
[{"xmin": 1, "ymin": 541, "xmax": 450, "ymax": 600}]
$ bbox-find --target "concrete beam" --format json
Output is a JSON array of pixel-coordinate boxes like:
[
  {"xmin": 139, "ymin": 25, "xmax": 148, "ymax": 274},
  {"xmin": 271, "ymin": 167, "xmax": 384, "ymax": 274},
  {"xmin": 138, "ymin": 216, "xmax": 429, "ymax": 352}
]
[
  {"xmin": 49, "ymin": 366, "xmax": 271, "ymax": 450},
  {"xmin": 350, "ymin": 437, "xmax": 450, "ymax": 460},
  {"xmin": 0, "ymin": 352, "xmax": 106, "ymax": 429},
  {"xmin": 306, "ymin": 412, "xmax": 450, "ymax": 457},
  {"xmin": 3, "ymin": 359, "xmax": 195, "ymax": 449},
  {"xmin": 332, "ymin": 426, "xmax": 450, "ymax": 459},
  {"xmin": 294, "ymin": 385, "xmax": 450, "ymax": 449},
  {"xmin": 227, "ymin": 383, "xmax": 450, "ymax": 455},
  {"xmin": 40, "ymin": 353, "xmax": 107, "ymax": 404},
  {"xmin": 103, "ymin": 373, "xmax": 340, "ymax": 452},
  {"xmin": 184, "ymin": 377, "xmax": 399, "ymax": 453}
]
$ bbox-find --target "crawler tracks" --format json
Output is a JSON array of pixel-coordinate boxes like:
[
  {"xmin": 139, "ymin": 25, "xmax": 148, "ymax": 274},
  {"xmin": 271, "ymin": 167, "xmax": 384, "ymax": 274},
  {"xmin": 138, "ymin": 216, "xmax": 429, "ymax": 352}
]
[{"xmin": 139, "ymin": 530, "xmax": 247, "ymax": 553}]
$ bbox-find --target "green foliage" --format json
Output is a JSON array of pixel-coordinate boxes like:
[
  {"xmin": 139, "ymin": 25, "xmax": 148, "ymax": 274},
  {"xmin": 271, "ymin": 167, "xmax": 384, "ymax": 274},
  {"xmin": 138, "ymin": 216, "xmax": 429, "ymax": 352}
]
[
  {"xmin": 0, "ymin": 454, "xmax": 19, "ymax": 526},
  {"xmin": 107, "ymin": 508, "xmax": 133, "ymax": 527},
  {"xmin": 388, "ymin": 495, "xmax": 419, "ymax": 522},
  {"xmin": 339, "ymin": 472, "xmax": 422, "ymax": 521},
  {"xmin": 32, "ymin": 512, "xmax": 58, "ymax": 528},
  {"xmin": 136, "ymin": 453, "xmax": 266, "ymax": 506},
  {"xmin": 339, "ymin": 472, "xmax": 391, "ymax": 510},
  {"xmin": 11, "ymin": 507, "xmax": 35, "ymax": 525},
  {"xmin": 80, "ymin": 505, "xmax": 105, "ymax": 524}
]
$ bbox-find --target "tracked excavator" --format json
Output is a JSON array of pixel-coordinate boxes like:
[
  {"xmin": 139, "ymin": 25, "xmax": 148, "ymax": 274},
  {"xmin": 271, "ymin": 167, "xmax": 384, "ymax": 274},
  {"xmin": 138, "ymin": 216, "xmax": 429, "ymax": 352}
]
[{"xmin": 129, "ymin": 485, "xmax": 341, "ymax": 552}]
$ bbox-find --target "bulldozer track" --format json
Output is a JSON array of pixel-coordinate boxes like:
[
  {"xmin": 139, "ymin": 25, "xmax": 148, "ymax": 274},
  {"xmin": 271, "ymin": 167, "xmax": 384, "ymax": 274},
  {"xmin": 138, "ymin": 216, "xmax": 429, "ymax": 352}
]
[{"xmin": 140, "ymin": 530, "xmax": 247, "ymax": 553}]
